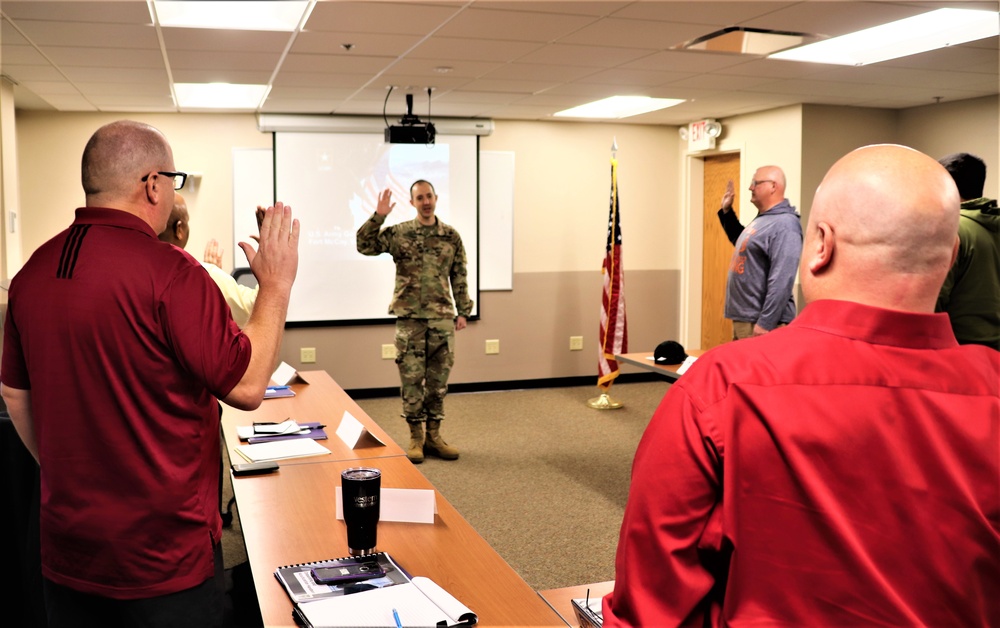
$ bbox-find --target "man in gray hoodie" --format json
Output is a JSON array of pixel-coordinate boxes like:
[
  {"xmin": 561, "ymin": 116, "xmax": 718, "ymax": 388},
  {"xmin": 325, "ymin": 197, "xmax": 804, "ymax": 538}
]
[
  {"xmin": 936, "ymin": 152, "xmax": 999, "ymax": 349},
  {"xmin": 718, "ymin": 166, "xmax": 803, "ymax": 340}
]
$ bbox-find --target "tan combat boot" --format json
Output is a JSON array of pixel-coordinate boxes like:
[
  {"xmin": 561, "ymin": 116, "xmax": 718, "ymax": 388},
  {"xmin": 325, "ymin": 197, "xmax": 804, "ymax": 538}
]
[
  {"xmin": 423, "ymin": 419, "xmax": 459, "ymax": 460},
  {"xmin": 406, "ymin": 422, "xmax": 425, "ymax": 464}
]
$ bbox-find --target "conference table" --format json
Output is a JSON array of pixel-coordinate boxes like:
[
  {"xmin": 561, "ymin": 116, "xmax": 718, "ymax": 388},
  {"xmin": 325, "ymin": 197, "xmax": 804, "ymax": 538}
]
[
  {"xmin": 223, "ymin": 370, "xmax": 566, "ymax": 627},
  {"xmin": 221, "ymin": 370, "xmax": 407, "ymax": 465},
  {"xmin": 615, "ymin": 349, "xmax": 705, "ymax": 382}
]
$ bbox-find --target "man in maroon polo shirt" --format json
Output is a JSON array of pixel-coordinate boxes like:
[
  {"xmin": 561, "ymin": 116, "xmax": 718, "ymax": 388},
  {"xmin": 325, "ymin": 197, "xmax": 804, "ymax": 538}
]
[{"xmin": 1, "ymin": 120, "xmax": 299, "ymax": 627}]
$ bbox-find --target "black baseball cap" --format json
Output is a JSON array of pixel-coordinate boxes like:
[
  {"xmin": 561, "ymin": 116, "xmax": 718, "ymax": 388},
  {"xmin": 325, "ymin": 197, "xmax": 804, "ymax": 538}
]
[{"xmin": 654, "ymin": 340, "xmax": 688, "ymax": 364}]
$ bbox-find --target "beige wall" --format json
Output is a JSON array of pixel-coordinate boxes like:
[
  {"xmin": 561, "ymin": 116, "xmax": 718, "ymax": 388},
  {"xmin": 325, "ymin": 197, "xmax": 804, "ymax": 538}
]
[
  {"xmin": 16, "ymin": 111, "xmax": 272, "ymax": 263},
  {"xmin": 897, "ymin": 95, "xmax": 999, "ymax": 199},
  {"xmin": 10, "ymin": 95, "xmax": 999, "ymax": 390},
  {"xmin": 13, "ymin": 112, "xmax": 683, "ymax": 390},
  {"xmin": 482, "ymin": 120, "xmax": 679, "ymax": 272},
  {"xmin": 800, "ymin": 105, "xmax": 899, "ymax": 226}
]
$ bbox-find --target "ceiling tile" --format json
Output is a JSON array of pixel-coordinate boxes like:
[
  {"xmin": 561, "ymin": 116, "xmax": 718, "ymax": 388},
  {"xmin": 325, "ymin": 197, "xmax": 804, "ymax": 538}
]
[
  {"xmin": 558, "ymin": 17, "xmax": 715, "ymax": 50},
  {"xmin": 1, "ymin": 1, "xmax": 151, "ymax": 23},
  {"xmin": 517, "ymin": 43, "xmax": 654, "ymax": 67},
  {"xmin": 280, "ymin": 54, "xmax": 394, "ymax": 75},
  {"xmin": 64, "ymin": 67, "xmax": 169, "ymax": 83},
  {"xmin": 0, "ymin": 0, "xmax": 995, "ymax": 124},
  {"xmin": 435, "ymin": 7, "xmax": 598, "ymax": 42},
  {"xmin": 291, "ymin": 30, "xmax": 422, "ymax": 56},
  {"xmin": 304, "ymin": 2, "xmax": 464, "ymax": 35},
  {"xmin": 45, "ymin": 47, "xmax": 165, "ymax": 69},
  {"xmin": 161, "ymin": 27, "xmax": 292, "ymax": 53},
  {"xmin": 408, "ymin": 37, "xmax": 543, "ymax": 62},
  {"xmin": 11, "ymin": 19, "xmax": 158, "ymax": 49}
]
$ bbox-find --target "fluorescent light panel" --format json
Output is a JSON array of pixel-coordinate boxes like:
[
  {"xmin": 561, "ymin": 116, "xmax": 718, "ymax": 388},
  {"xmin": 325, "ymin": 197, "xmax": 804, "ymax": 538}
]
[
  {"xmin": 153, "ymin": 1, "xmax": 311, "ymax": 32},
  {"xmin": 175, "ymin": 83, "xmax": 270, "ymax": 109},
  {"xmin": 554, "ymin": 96, "xmax": 685, "ymax": 119},
  {"xmin": 770, "ymin": 8, "xmax": 999, "ymax": 66}
]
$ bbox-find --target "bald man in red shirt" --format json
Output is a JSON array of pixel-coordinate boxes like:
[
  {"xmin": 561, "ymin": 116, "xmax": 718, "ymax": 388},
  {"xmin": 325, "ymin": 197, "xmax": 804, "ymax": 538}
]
[{"xmin": 605, "ymin": 145, "xmax": 999, "ymax": 627}]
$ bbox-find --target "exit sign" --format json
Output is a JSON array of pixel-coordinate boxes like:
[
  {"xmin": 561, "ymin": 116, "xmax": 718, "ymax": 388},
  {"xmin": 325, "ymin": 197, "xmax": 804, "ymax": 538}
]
[{"xmin": 687, "ymin": 119, "xmax": 717, "ymax": 152}]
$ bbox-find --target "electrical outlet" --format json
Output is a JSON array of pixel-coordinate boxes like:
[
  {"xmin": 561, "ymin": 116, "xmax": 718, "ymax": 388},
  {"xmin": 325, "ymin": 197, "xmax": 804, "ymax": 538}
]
[
  {"xmin": 485, "ymin": 339, "xmax": 500, "ymax": 355},
  {"xmin": 570, "ymin": 336, "xmax": 584, "ymax": 351},
  {"xmin": 381, "ymin": 344, "xmax": 397, "ymax": 360},
  {"xmin": 300, "ymin": 347, "xmax": 316, "ymax": 363}
]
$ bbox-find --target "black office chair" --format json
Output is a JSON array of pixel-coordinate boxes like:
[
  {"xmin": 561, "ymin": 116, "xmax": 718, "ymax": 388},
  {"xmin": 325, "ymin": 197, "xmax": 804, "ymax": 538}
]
[
  {"xmin": 231, "ymin": 267, "xmax": 258, "ymax": 289},
  {"xmin": 0, "ymin": 412, "xmax": 47, "ymax": 627}
]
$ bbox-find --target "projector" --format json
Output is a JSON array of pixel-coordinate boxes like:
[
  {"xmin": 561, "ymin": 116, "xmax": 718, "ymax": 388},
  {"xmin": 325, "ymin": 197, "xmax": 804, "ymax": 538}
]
[
  {"xmin": 385, "ymin": 123, "xmax": 436, "ymax": 144},
  {"xmin": 385, "ymin": 93, "xmax": 436, "ymax": 144}
]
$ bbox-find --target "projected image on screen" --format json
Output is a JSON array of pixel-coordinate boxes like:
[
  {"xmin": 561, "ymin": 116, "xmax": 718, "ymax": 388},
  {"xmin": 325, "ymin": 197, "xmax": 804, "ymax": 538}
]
[{"xmin": 258, "ymin": 132, "xmax": 479, "ymax": 325}]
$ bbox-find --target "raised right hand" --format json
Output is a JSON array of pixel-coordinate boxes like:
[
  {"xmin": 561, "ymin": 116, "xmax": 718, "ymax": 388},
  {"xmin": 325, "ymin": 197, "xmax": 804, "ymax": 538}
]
[
  {"xmin": 721, "ymin": 180, "xmax": 735, "ymax": 211},
  {"xmin": 376, "ymin": 188, "xmax": 395, "ymax": 217},
  {"xmin": 238, "ymin": 202, "xmax": 299, "ymax": 292}
]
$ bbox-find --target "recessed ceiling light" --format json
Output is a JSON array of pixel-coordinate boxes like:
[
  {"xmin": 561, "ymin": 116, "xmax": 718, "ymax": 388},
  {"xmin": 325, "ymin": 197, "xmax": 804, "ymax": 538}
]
[
  {"xmin": 554, "ymin": 96, "xmax": 685, "ymax": 119},
  {"xmin": 174, "ymin": 83, "xmax": 270, "ymax": 109},
  {"xmin": 153, "ymin": 1, "xmax": 313, "ymax": 32},
  {"xmin": 769, "ymin": 8, "xmax": 999, "ymax": 66}
]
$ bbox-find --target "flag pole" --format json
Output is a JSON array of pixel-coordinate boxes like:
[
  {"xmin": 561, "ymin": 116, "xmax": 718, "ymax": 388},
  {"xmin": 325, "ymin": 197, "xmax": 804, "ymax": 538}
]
[{"xmin": 588, "ymin": 137, "xmax": 625, "ymax": 410}]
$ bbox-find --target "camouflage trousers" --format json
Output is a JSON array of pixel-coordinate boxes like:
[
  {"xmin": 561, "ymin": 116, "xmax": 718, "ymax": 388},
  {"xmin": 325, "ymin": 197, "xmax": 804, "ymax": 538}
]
[{"xmin": 395, "ymin": 318, "xmax": 455, "ymax": 424}]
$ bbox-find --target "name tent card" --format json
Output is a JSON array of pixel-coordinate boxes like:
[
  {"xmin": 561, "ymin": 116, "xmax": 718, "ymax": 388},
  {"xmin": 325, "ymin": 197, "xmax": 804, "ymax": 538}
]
[
  {"xmin": 271, "ymin": 361, "xmax": 309, "ymax": 387},
  {"xmin": 335, "ymin": 411, "xmax": 387, "ymax": 449},
  {"xmin": 335, "ymin": 487, "xmax": 437, "ymax": 524}
]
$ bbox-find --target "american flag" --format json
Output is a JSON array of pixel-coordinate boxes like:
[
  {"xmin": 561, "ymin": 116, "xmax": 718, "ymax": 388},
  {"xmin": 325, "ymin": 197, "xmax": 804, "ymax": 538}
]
[{"xmin": 598, "ymin": 157, "xmax": 627, "ymax": 389}]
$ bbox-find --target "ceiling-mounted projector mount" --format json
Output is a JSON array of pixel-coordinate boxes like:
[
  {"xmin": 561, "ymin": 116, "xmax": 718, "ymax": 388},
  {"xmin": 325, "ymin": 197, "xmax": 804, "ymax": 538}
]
[{"xmin": 383, "ymin": 86, "xmax": 436, "ymax": 144}]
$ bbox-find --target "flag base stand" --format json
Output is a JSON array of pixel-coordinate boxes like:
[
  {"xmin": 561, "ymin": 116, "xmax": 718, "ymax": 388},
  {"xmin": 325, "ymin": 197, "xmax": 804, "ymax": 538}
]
[{"xmin": 587, "ymin": 392, "xmax": 624, "ymax": 410}]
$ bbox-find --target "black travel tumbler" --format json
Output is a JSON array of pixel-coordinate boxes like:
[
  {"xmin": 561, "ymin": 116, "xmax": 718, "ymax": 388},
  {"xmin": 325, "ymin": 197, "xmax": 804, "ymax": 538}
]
[{"xmin": 341, "ymin": 467, "xmax": 381, "ymax": 556}]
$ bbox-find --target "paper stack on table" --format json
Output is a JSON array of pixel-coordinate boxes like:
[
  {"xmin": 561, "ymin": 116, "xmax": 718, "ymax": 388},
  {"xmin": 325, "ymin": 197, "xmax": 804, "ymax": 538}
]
[{"xmin": 235, "ymin": 437, "xmax": 330, "ymax": 463}]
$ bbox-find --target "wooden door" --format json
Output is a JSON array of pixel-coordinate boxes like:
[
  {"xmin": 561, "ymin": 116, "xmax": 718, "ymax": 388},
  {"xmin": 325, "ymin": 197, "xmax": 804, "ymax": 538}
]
[{"xmin": 701, "ymin": 153, "xmax": 741, "ymax": 350}]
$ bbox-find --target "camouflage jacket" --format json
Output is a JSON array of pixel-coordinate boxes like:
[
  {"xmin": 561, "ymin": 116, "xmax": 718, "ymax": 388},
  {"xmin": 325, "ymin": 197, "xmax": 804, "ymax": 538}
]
[{"xmin": 356, "ymin": 213, "xmax": 474, "ymax": 319}]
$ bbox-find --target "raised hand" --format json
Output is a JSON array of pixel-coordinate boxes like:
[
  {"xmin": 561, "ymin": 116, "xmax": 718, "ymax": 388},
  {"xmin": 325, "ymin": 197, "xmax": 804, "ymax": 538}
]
[
  {"xmin": 203, "ymin": 238, "xmax": 223, "ymax": 268},
  {"xmin": 238, "ymin": 202, "xmax": 299, "ymax": 291},
  {"xmin": 376, "ymin": 188, "xmax": 395, "ymax": 217},
  {"xmin": 721, "ymin": 180, "xmax": 735, "ymax": 212}
]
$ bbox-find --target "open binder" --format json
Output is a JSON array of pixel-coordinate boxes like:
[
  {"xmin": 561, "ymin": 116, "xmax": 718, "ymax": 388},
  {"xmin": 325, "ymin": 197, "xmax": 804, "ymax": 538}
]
[{"xmin": 276, "ymin": 552, "xmax": 477, "ymax": 627}]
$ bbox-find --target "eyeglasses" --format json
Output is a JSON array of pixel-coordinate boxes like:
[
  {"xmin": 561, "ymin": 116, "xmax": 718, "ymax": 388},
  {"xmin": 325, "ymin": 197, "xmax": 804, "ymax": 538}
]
[
  {"xmin": 141, "ymin": 171, "xmax": 187, "ymax": 190},
  {"xmin": 749, "ymin": 179, "xmax": 774, "ymax": 189}
]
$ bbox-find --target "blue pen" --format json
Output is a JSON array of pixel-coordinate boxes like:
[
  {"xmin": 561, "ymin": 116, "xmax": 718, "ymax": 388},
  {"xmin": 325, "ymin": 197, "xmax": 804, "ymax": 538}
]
[
  {"xmin": 268, "ymin": 385, "xmax": 291, "ymax": 390},
  {"xmin": 392, "ymin": 608, "xmax": 403, "ymax": 628}
]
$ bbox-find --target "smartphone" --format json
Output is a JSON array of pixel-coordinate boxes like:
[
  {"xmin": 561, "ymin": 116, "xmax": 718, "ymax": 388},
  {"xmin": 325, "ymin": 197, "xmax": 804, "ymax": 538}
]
[
  {"xmin": 310, "ymin": 561, "xmax": 385, "ymax": 585},
  {"xmin": 231, "ymin": 461, "xmax": 279, "ymax": 476}
]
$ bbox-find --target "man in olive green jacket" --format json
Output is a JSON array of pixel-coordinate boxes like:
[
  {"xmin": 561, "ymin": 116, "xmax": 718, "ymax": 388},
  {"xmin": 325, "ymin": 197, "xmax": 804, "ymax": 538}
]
[{"xmin": 936, "ymin": 153, "xmax": 999, "ymax": 349}]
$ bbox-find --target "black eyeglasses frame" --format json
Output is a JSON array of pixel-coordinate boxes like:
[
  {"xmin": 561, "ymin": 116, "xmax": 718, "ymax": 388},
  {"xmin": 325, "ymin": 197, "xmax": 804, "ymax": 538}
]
[{"xmin": 141, "ymin": 171, "xmax": 188, "ymax": 191}]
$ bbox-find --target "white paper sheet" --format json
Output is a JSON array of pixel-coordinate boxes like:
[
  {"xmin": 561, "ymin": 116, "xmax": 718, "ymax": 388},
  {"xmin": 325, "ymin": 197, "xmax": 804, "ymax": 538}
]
[
  {"xmin": 297, "ymin": 578, "xmax": 475, "ymax": 628},
  {"xmin": 235, "ymin": 438, "xmax": 330, "ymax": 462}
]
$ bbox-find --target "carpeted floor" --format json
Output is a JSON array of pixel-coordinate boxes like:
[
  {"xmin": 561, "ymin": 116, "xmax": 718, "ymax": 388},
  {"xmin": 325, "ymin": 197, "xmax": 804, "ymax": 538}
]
[{"xmin": 220, "ymin": 380, "xmax": 671, "ymax": 592}]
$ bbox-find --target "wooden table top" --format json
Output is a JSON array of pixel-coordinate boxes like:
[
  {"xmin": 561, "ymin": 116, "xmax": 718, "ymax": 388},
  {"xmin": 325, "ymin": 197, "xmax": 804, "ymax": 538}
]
[
  {"xmin": 615, "ymin": 350, "xmax": 705, "ymax": 382},
  {"xmin": 221, "ymin": 370, "xmax": 406, "ymax": 465},
  {"xmin": 539, "ymin": 580, "xmax": 615, "ymax": 627},
  {"xmin": 231, "ymin": 455, "xmax": 565, "ymax": 627}
]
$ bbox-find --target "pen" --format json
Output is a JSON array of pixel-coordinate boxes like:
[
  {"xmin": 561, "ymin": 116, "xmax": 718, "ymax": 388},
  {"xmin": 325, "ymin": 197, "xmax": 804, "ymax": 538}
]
[
  {"xmin": 392, "ymin": 608, "xmax": 403, "ymax": 628},
  {"xmin": 267, "ymin": 385, "xmax": 291, "ymax": 390}
]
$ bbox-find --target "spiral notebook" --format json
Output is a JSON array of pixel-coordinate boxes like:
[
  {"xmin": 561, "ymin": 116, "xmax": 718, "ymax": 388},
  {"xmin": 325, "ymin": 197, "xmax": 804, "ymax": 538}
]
[
  {"xmin": 275, "ymin": 552, "xmax": 478, "ymax": 627},
  {"xmin": 275, "ymin": 552, "xmax": 410, "ymax": 605}
]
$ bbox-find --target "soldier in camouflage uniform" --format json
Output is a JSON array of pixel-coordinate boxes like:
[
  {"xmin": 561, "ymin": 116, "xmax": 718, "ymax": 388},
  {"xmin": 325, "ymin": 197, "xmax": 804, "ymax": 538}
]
[{"xmin": 356, "ymin": 180, "xmax": 473, "ymax": 463}]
